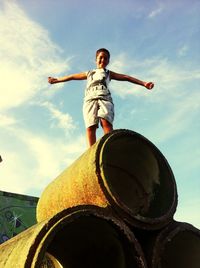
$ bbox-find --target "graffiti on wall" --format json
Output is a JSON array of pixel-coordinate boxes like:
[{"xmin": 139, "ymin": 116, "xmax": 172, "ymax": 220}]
[{"xmin": 0, "ymin": 190, "xmax": 38, "ymax": 244}]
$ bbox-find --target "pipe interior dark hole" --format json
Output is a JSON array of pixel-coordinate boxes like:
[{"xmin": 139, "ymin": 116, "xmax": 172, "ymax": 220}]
[
  {"xmin": 46, "ymin": 215, "xmax": 140, "ymax": 268},
  {"xmin": 101, "ymin": 135, "xmax": 176, "ymax": 219},
  {"xmin": 159, "ymin": 230, "xmax": 200, "ymax": 268}
]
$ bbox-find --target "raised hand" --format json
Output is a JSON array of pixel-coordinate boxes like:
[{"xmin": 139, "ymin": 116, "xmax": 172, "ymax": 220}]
[
  {"xmin": 145, "ymin": 82, "xmax": 154, "ymax": 90},
  {"xmin": 48, "ymin": 77, "xmax": 59, "ymax": 84}
]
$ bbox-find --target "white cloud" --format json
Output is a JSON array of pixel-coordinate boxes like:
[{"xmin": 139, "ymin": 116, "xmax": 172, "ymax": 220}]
[
  {"xmin": 0, "ymin": 114, "xmax": 17, "ymax": 126},
  {"xmin": 39, "ymin": 101, "xmax": 76, "ymax": 135},
  {"xmin": 149, "ymin": 59, "xmax": 200, "ymax": 87},
  {"xmin": 177, "ymin": 45, "xmax": 189, "ymax": 57},
  {"xmin": 151, "ymin": 90, "xmax": 200, "ymax": 143},
  {"xmin": 0, "ymin": 125, "xmax": 86, "ymax": 196},
  {"xmin": 0, "ymin": 1, "xmax": 68, "ymax": 112},
  {"xmin": 148, "ymin": 3, "xmax": 164, "ymax": 18},
  {"xmin": 110, "ymin": 55, "xmax": 200, "ymax": 100},
  {"xmin": 109, "ymin": 54, "xmax": 200, "ymax": 147},
  {"xmin": 0, "ymin": 1, "xmax": 86, "ymax": 197},
  {"xmin": 0, "ymin": 151, "xmax": 29, "ymax": 194},
  {"xmin": 109, "ymin": 53, "xmax": 128, "ymax": 73},
  {"xmin": 109, "ymin": 55, "xmax": 158, "ymax": 98}
]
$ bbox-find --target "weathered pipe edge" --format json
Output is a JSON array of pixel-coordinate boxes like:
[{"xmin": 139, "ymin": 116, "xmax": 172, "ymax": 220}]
[
  {"xmin": 0, "ymin": 205, "xmax": 148, "ymax": 268},
  {"xmin": 130, "ymin": 220, "xmax": 200, "ymax": 268},
  {"xmin": 37, "ymin": 129, "xmax": 178, "ymax": 230},
  {"xmin": 150, "ymin": 221, "xmax": 200, "ymax": 268},
  {"xmin": 95, "ymin": 129, "xmax": 178, "ymax": 230}
]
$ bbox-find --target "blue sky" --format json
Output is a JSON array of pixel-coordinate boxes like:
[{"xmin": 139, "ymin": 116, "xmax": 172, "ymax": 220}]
[{"xmin": 0, "ymin": 0, "xmax": 200, "ymax": 228}]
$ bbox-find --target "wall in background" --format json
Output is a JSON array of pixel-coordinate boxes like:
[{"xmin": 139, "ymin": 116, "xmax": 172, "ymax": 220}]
[{"xmin": 0, "ymin": 190, "xmax": 38, "ymax": 244}]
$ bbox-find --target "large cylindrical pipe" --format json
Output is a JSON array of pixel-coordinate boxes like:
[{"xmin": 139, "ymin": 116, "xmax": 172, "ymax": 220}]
[
  {"xmin": 37, "ymin": 129, "xmax": 177, "ymax": 229},
  {"xmin": 0, "ymin": 205, "xmax": 147, "ymax": 268},
  {"xmin": 150, "ymin": 221, "xmax": 200, "ymax": 268}
]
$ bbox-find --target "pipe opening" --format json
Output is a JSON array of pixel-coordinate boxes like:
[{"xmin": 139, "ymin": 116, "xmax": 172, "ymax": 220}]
[
  {"xmin": 99, "ymin": 132, "xmax": 176, "ymax": 220},
  {"xmin": 159, "ymin": 230, "xmax": 200, "ymax": 268},
  {"xmin": 43, "ymin": 215, "xmax": 142, "ymax": 268}
]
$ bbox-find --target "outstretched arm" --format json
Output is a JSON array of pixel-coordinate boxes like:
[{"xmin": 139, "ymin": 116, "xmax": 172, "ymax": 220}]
[
  {"xmin": 110, "ymin": 71, "xmax": 154, "ymax": 90},
  {"xmin": 48, "ymin": 72, "xmax": 87, "ymax": 84}
]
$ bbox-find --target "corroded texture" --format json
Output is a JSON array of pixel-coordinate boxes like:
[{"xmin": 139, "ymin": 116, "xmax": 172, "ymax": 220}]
[
  {"xmin": 0, "ymin": 220, "xmax": 47, "ymax": 267},
  {"xmin": 37, "ymin": 129, "xmax": 177, "ymax": 230},
  {"xmin": 36, "ymin": 138, "xmax": 108, "ymax": 223},
  {"xmin": 0, "ymin": 206, "xmax": 147, "ymax": 268}
]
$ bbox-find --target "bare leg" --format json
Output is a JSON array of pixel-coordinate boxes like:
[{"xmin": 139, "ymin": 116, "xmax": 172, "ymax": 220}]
[
  {"xmin": 100, "ymin": 118, "xmax": 113, "ymax": 134},
  {"xmin": 86, "ymin": 125, "xmax": 97, "ymax": 147}
]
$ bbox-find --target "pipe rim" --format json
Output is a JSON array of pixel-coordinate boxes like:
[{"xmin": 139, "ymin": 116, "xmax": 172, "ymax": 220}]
[{"xmin": 96, "ymin": 129, "xmax": 178, "ymax": 229}]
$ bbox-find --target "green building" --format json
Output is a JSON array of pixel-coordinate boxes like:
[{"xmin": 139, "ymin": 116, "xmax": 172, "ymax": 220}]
[{"xmin": 0, "ymin": 190, "xmax": 38, "ymax": 244}]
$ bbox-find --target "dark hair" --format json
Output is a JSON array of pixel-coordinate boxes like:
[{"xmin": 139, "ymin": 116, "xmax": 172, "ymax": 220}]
[{"xmin": 96, "ymin": 48, "xmax": 110, "ymax": 59}]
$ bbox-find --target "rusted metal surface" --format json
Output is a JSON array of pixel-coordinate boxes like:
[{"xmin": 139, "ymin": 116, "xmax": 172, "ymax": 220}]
[
  {"xmin": 37, "ymin": 129, "xmax": 177, "ymax": 230},
  {"xmin": 0, "ymin": 205, "xmax": 147, "ymax": 268}
]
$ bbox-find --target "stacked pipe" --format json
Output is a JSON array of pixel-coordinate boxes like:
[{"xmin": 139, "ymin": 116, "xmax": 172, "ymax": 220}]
[{"xmin": 0, "ymin": 129, "xmax": 199, "ymax": 267}]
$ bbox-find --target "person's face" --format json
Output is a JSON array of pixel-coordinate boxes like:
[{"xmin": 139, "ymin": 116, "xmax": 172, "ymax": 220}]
[{"xmin": 96, "ymin": 52, "xmax": 109, "ymax": 69}]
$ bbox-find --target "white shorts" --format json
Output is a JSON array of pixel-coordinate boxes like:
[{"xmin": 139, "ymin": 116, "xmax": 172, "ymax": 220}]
[{"xmin": 83, "ymin": 98, "xmax": 114, "ymax": 128}]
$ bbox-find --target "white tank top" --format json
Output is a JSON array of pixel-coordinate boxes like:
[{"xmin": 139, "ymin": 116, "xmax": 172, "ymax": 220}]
[{"xmin": 84, "ymin": 68, "xmax": 112, "ymax": 101}]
